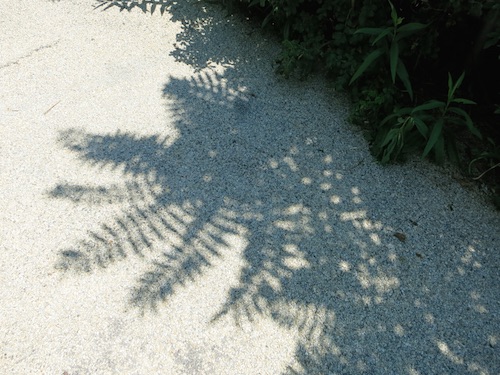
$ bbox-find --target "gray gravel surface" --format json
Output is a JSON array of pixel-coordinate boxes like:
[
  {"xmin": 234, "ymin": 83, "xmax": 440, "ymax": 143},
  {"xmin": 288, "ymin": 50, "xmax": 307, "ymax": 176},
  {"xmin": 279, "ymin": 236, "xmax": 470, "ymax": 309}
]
[{"xmin": 1, "ymin": 1, "xmax": 499, "ymax": 374}]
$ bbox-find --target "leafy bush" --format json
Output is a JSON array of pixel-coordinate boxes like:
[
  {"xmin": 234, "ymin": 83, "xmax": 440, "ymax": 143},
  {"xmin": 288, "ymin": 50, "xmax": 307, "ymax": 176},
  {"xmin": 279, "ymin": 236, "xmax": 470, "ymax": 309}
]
[{"xmin": 221, "ymin": 0, "xmax": 500, "ymax": 204}]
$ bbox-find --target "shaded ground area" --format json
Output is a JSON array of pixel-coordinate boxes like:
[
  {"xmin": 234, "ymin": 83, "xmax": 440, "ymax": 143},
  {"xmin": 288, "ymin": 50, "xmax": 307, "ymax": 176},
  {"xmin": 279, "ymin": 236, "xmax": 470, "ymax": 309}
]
[{"xmin": 1, "ymin": 0, "xmax": 499, "ymax": 374}]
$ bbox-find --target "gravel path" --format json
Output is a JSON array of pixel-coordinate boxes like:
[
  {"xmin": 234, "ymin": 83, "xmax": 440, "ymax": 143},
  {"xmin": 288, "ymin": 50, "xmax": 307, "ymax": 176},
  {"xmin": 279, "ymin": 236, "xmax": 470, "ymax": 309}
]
[{"xmin": 1, "ymin": 1, "xmax": 499, "ymax": 374}]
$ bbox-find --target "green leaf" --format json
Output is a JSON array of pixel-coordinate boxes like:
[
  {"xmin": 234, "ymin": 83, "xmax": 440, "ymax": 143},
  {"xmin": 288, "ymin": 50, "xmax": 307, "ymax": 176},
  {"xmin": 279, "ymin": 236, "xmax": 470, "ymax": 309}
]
[
  {"xmin": 372, "ymin": 29, "xmax": 392, "ymax": 45},
  {"xmin": 446, "ymin": 136, "xmax": 459, "ymax": 165},
  {"xmin": 411, "ymin": 100, "xmax": 445, "ymax": 113},
  {"xmin": 380, "ymin": 113, "xmax": 401, "ymax": 126},
  {"xmin": 381, "ymin": 128, "xmax": 399, "ymax": 147},
  {"xmin": 349, "ymin": 49, "xmax": 384, "ymax": 85},
  {"xmin": 389, "ymin": 0, "xmax": 398, "ymax": 27},
  {"xmin": 451, "ymin": 98, "xmax": 476, "ymax": 105},
  {"xmin": 448, "ymin": 107, "xmax": 482, "ymax": 139},
  {"xmin": 434, "ymin": 135, "xmax": 445, "ymax": 164},
  {"xmin": 397, "ymin": 22, "xmax": 428, "ymax": 34},
  {"xmin": 262, "ymin": 11, "xmax": 274, "ymax": 28},
  {"xmin": 448, "ymin": 72, "xmax": 465, "ymax": 101},
  {"xmin": 422, "ymin": 118, "xmax": 444, "ymax": 158},
  {"xmin": 413, "ymin": 117, "xmax": 429, "ymax": 138},
  {"xmin": 396, "ymin": 23, "xmax": 427, "ymax": 40},
  {"xmin": 390, "ymin": 42, "xmax": 399, "ymax": 83},
  {"xmin": 396, "ymin": 59, "xmax": 413, "ymax": 101}
]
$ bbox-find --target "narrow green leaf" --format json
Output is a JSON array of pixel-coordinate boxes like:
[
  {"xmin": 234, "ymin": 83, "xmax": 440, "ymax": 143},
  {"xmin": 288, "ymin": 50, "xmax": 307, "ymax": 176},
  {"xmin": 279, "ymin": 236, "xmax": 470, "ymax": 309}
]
[
  {"xmin": 422, "ymin": 118, "xmax": 444, "ymax": 158},
  {"xmin": 372, "ymin": 29, "xmax": 392, "ymax": 45},
  {"xmin": 413, "ymin": 117, "xmax": 429, "ymax": 138},
  {"xmin": 389, "ymin": 0, "xmax": 398, "ymax": 27},
  {"xmin": 390, "ymin": 42, "xmax": 399, "ymax": 83},
  {"xmin": 397, "ymin": 22, "xmax": 428, "ymax": 35},
  {"xmin": 411, "ymin": 100, "xmax": 445, "ymax": 113},
  {"xmin": 448, "ymin": 107, "xmax": 482, "ymax": 139},
  {"xmin": 381, "ymin": 129, "xmax": 399, "ymax": 147},
  {"xmin": 262, "ymin": 12, "xmax": 274, "ymax": 28},
  {"xmin": 380, "ymin": 113, "xmax": 400, "ymax": 126},
  {"xmin": 454, "ymin": 72, "xmax": 465, "ymax": 92},
  {"xmin": 446, "ymin": 136, "xmax": 459, "ymax": 165},
  {"xmin": 447, "ymin": 73, "xmax": 453, "ymax": 100},
  {"xmin": 451, "ymin": 98, "xmax": 476, "ymax": 105},
  {"xmin": 434, "ymin": 135, "xmax": 445, "ymax": 164},
  {"xmin": 396, "ymin": 59, "xmax": 413, "ymax": 101},
  {"xmin": 349, "ymin": 49, "xmax": 384, "ymax": 85}
]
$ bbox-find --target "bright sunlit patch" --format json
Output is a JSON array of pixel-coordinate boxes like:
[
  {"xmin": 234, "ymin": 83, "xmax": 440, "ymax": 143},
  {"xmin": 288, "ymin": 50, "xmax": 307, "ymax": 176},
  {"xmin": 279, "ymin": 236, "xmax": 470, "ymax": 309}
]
[
  {"xmin": 324, "ymin": 155, "xmax": 333, "ymax": 164},
  {"xmin": 301, "ymin": 177, "xmax": 312, "ymax": 185},
  {"xmin": 320, "ymin": 182, "xmax": 332, "ymax": 191},
  {"xmin": 269, "ymin": 159, "xmax": 279, "ymax": 169},
  {"xmin": 274, "ymin": 220, "xmax": 295, "ymax": 231},
  {"xmin": 283, "ymin": 256, "xmax": 310, "ymax": 271},
  {"xmin": 339, "ymin": 260, "xmax": 351, "ymax": 272},
  {"xmin": 394, "ymin": 324, "xmax": 405, "ymax": 336},
  {"xmin": 318, "ymin": 211, "xmax": 328, "ymax": 220},
  {"xmin": 470, "ymin": 291, "xmax": 480, "ymax": 300},
  {"xmin": 370, "ymin": 233, "xmax": 381, "ymax": 245},
  {"xmin": 474, "ymin": 305, "xmax": 488, "ymax": 313},
  {"xmin": 436, "ymin": 340, "xmax": 464, "ymax": 364},
  {"xmin": 283, "ymin": 156, "xmax": 298, "ymax": 172},
  {"xmin": 424, "ymin": 313, "xmax": 435, "ymax": 324},
  {"xmin": 340, "ymin": 210, "xmax": 367, "ymax": 221},
  {"xmin": 330, "ymin": 195, "xmax": 341, "ymax": 204},
  {"xmin": 284, "ymin": 204, "xmax": 305, "ymax": 215}
]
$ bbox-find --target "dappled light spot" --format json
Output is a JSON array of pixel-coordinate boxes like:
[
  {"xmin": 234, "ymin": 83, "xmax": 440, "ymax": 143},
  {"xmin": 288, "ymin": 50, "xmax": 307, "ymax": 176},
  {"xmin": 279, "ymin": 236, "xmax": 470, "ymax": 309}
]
[
  {"xmin": 330, "ymin": 195, "xmax": 341, "ymax": 204},
  {"xmin": 370, "ymin": 233, "xmax": 381, "ymax": 245},
  {"xmin": 283, "ymin": 156, "xmax": 299, "ymax": 172},
  {"xmin": 407, "ymin": 366, "xmax": 422, "ymax": 375},
  {"xmin": 318, "ymin": 211, "xmax": 328, "ymax": 220},
  {"xmin": 436, "ymin": 340, "xmax": 464, "ymax": 365},
  {"xmin": 340, "ymin": 210, "xmax": 367, "ymax": 221},
  {"xmin": 339, "ymin": 260, "xmax": 351, "ymax": 272},
  {"xmin": 474, "ymin": 305, "xmax": 488, "ymax": 313},
  {"xmin": 394, "ymin": 324, "xmax": 405, "ymax": 336},
  {"xmin": 356, "ymin": 264, "xmax": 400, "ymax": 293},
  {"xmin": 301, "ymin": 177, "xmax": 312, "ymax": 185},
  {"xmin": 320, "ymin": 182, "xmax": 332, "ymax": 191},
  {"xmin": 424, "ymin": 313, "xmax": 435, "ymax": 324}
]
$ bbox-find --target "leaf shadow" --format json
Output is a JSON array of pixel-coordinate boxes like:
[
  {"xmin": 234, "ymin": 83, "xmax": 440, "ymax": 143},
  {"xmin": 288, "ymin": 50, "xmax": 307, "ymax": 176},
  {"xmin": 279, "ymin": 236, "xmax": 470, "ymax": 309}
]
[{"xmin": 48, "ymin": 1, "xmax": 500, "ymax": 374}]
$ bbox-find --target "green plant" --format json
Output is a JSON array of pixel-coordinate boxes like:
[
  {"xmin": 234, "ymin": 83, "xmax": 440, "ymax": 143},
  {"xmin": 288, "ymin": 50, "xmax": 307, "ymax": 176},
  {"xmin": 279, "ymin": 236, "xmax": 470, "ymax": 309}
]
[
  {"xmin": 377, "ymin": 72, "xmax": 482, "ymax": 164},
  {"xmin": 349, "ymin": 0, "xmax": 427, "ymax": 101}
]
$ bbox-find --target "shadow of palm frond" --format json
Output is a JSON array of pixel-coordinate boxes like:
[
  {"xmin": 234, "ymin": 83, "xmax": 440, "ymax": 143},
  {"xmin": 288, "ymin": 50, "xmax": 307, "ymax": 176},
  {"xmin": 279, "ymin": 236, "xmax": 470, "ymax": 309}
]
[
  {"xmin": 94, "ymin": 0, "xmax": 170, "ymax": 15},
  {"xmin": 50, "ymin": 2, "xmax": 500, "ymax": 373}
]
